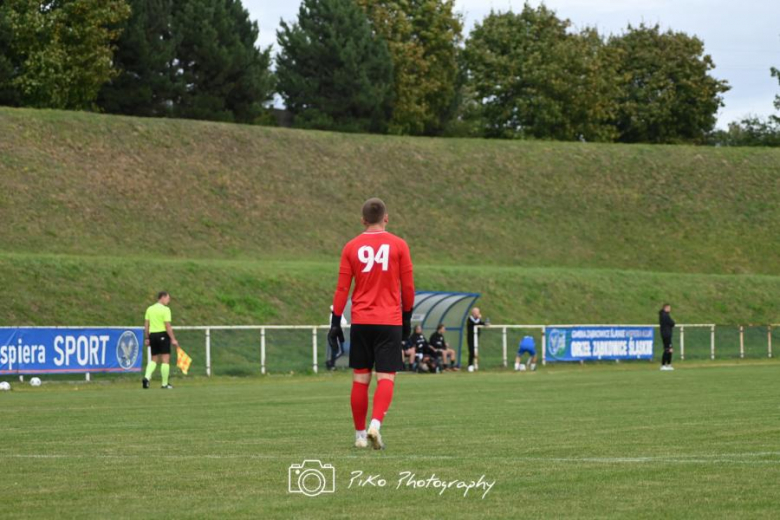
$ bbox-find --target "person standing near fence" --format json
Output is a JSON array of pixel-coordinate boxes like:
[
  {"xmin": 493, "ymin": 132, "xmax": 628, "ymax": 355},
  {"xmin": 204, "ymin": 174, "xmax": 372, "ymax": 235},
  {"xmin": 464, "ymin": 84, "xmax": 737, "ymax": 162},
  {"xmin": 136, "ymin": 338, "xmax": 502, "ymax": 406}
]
[
  {"xmin": 326, "ymin": 305, "xmax": 348, "ymax": 370},
  {"xmin": 143, "ymin": 291, "xmax": 179, "ymax": 389},
  {"xmin": 659, "ymin": 303, "xmax": 675, "ymax": 371},
  {"xmin": 466, "ymin": 307, "xmax": 488, "ymax": 372},
  {"xmin": 329, "ymin": 198, "xmax": 415, "ymax": 450}
]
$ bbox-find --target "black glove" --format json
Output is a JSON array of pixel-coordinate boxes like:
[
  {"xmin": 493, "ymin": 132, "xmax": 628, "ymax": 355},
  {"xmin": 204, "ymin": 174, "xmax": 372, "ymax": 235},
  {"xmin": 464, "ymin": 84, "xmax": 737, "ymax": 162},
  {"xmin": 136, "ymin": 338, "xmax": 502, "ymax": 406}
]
[
  {"xmin": 328, "ymin": 313, "xmax": 344, "ymax": 344},
  {"xmin": 402, "ymin": 310, "xmax": 412, "ymax": 341}
]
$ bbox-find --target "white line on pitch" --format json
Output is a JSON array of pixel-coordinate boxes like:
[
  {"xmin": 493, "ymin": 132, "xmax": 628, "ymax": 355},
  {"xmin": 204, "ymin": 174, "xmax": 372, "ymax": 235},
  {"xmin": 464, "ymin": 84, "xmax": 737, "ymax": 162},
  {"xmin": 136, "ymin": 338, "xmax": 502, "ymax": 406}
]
[{"xmin": 3, "ymin": 453, "xmax": 780, "ymax": 465}]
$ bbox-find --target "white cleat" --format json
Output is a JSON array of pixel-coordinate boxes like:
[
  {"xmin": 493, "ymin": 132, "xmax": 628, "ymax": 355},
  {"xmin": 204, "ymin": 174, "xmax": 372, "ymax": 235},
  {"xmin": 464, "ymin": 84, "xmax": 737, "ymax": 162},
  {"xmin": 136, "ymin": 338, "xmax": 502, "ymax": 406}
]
[
  {"xmin": 355, "ymin": 437, "xmax": 368, "ymax": 448},
  {"xmin": 367, "ymin": 427, "xmax": 385, "ymax": 450},
  {"xmin": 667, "ymin": 366, "xmax": 675, "ymax": 371}
]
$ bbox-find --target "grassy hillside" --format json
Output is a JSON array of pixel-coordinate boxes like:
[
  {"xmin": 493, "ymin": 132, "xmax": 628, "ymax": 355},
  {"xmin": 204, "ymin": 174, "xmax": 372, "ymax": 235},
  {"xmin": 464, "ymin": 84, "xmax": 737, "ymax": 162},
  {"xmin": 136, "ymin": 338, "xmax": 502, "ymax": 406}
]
[
  {"xmin": 1, "ymin": 108, "xmax": 778, "ymax": 275},
  {"xmin": 1, "ymin": 252, "xmax": 778, "ymax": 326},
  {"xmin": 0, "ymin": 107, "xmax": 778, "ymax": 328}
]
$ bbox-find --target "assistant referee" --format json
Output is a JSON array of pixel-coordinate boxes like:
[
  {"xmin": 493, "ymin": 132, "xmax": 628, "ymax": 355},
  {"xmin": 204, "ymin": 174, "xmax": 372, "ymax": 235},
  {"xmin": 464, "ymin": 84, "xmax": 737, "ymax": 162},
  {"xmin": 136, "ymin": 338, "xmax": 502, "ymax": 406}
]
[{"xmin": 143, "ymin": 291, "xmax": 179, "ymax": 389}]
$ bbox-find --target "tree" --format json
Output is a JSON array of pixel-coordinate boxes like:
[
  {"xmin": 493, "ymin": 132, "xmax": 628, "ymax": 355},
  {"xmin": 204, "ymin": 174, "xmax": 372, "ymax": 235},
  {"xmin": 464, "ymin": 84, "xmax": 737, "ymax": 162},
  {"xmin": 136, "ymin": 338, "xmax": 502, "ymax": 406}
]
[
  {"xmin": 171, "ymin": 0, "xmax": 274, "ymax": 123},
  {"xmin": 0, "ymin": 3, "xmax": 20, "ymax": 106},
  {"xmin": 608, "ymin": 24, "xmax": 730, "ymax": 144},
  {"xmin": 462, "ymin": 5, "xmax": 619, "ymax": 141},
  {"xmin": 711, "ymin": 117, "xmax": 780, "ymax": 147},
  {"xmin": 358, "ymin": 0, "xmax": 463, "ymax": 135},
  {"xmin": 0, "ymin": 0, "xmax": 130, "ymax": 110},
  {"xmin": 710, "ymin": 65, "xmax": 780, "ymax": 147},
  {"xmin": 98, "ymin": 0, "xmax": 274, "ymax": 123},
  {"xmin": 772, "ymin": 66, "xmax": 780, "ymax": 124},
  {"xmin": 97, "ymin": 0, "xmax": 177, "ymax": 117},
  {"xmin": 276, "ymin": 0, "xmax": 394, "ymax": 133}
]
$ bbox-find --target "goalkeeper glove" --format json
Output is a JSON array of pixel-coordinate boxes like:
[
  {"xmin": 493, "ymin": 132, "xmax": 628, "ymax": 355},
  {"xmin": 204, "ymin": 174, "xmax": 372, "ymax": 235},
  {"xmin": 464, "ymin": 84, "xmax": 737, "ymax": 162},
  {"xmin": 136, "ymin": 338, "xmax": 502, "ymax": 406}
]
[
  {"xmin": 402, "ymin": 310, "xmax": 412, "ymax": 340},
  {"xmin": 328, "ymin": 313, "xmax": 345, "ymax": 344}
]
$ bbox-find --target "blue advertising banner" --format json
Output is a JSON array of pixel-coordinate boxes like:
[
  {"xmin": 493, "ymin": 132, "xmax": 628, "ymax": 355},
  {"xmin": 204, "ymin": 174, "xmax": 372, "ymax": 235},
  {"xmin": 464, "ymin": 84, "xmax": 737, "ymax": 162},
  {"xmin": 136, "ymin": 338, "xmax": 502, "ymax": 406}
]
[
  {"xmin": 546, "ymin": 326, "xmax": 654, "ymax": 362},
  {"xmin": 0, "ymin": 328, "xmax": 143, "ymax": 374}
]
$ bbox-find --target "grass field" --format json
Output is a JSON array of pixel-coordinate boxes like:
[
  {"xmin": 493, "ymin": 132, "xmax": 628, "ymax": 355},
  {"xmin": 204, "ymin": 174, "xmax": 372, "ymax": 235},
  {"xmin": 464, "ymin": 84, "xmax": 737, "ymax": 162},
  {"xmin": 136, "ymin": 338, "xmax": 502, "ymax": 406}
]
[{"xmin": 3, "ymin": 363, "xmax": 780, "ymax": 519}]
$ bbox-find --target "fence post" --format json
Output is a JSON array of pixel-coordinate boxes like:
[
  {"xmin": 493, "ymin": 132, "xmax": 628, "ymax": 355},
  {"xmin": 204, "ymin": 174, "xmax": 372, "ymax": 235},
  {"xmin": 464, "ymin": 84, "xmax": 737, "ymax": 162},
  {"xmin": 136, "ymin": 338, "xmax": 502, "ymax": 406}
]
[
  {"xmin": 680, "ymin": 326, "xmax": 685, "ymax": 361},
  {"xmin": 769, "ymin": 326, "xmax": 773, "ymax": 359},
  {"xmin": 312, "ymin": 327, "xmax": 318, "ymax": 374},
  {"xmin": 541, "ymin": 326, "xmax": 547, "ymax": 366},
  {"xmin": 260, "ymin": 327, "xmax": 266, "ymax": 375},
  {"xmin": 710, "ymin": 325, "xmax": 716, "ymax": 360},
  {"xmin": 85, "ymin": 373, "xmax": 90, "ymax": 382},
  {"xmin": 739, "ymin": 326, "xmax": 745, "ymax": 359},
  {"xmin": 502, "ymin": 327, "xmax": 508, "ymax": 368},
  {"xmin": 205, "ymin": 328, "xmax": 211, "ymax": 377},
  {"xmin": 473, "ymin": 327, "xmax": 479, "ymax": 370}
]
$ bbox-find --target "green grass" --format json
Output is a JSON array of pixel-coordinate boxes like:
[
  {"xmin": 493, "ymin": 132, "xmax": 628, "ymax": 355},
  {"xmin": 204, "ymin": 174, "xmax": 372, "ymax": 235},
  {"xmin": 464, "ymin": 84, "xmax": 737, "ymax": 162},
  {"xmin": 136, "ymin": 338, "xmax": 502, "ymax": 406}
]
[
  {"xmin": 2, "ymin": 252, "xmax": 779, "ymax": 327},
  {"xmin": 2, "ymin": 363, "xmax": 780, "ymax": 519},
  {"xmin": 0, "ymin": 107, "xmax": 778, "ymax": 327},
  {"xmin": 1, "ymin": 107, "xmax": 778, "ymax": 275}
]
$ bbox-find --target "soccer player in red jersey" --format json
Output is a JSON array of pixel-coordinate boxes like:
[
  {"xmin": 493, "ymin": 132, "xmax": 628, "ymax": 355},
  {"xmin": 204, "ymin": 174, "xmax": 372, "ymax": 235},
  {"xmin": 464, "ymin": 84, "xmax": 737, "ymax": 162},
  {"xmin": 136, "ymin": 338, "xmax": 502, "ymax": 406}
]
[{"xmin": 329, "ymin": 198, "xmax": 415, "ymax": 450}]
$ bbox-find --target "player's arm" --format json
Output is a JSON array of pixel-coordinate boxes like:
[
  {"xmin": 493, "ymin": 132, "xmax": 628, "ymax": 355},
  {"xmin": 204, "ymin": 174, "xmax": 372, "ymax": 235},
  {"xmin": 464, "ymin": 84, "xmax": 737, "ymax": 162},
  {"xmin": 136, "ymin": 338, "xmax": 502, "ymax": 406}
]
[
  {"xmin": 165, "ymin": 321, "xmax": 179, "ymax": 347},
  {"xmin": 143, "ymin": 320, "xmax": 150, "ymax": 347},
  {"xmin": 400, "ymin": 240, "xmax": 415, "ymax": 339},
  {"xmin": 330, "ymin": 245, "xmax": 353, "ymax": 340}
]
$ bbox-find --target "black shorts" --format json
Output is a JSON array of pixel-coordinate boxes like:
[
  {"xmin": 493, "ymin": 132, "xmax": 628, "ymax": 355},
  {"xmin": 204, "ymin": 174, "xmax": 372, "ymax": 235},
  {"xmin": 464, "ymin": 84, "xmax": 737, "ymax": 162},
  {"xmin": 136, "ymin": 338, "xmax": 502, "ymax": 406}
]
[
  {"xmin": 350, "ymin": 324, "xmax": 404, "ymax": 373},
  {"xmin": 662, "ymin": 336, "xmax": 672, "ymax": 350},
  {"xmin": 149, "ymin": 332, "xmax": 171, "ymax": 356}
]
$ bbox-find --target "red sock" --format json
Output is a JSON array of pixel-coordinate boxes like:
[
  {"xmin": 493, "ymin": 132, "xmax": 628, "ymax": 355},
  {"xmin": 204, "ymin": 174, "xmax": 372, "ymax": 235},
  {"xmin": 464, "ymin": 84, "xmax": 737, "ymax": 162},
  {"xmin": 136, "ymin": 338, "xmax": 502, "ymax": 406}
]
[
  {"xmin": 351, "ymin": 379, "xmax": 370, "ymax": 431},
  {"xmin": 371, "ymin": 377, "xmax": 395, "ymax": 423}
]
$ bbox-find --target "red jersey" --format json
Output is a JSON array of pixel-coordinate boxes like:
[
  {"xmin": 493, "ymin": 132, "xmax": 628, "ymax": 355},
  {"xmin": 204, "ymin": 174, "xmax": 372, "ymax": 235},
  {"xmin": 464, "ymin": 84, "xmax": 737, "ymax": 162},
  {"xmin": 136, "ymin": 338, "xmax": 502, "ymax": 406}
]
[{"xmin": 332, "ymin": 230, "xmax": 415, "ymax": 325}]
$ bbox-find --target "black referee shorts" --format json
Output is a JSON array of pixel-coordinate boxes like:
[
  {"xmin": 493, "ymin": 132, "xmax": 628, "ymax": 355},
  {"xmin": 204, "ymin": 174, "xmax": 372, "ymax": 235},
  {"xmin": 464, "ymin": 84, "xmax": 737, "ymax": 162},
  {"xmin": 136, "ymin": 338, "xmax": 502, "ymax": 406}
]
[
  {"xmin": 149, "ymin": 332, "xmax": 171, "ymax": 356},
  {"xmin": 350, "ymin": 324, "xmax": 404, "ymax": 373}
]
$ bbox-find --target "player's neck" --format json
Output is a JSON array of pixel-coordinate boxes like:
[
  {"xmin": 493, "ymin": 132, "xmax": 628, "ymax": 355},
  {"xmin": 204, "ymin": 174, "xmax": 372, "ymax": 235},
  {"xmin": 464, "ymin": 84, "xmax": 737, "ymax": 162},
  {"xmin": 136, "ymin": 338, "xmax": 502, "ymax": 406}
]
[{"xmin": 364, "ymin": 224, "xmax": 387, "ymax": 233}]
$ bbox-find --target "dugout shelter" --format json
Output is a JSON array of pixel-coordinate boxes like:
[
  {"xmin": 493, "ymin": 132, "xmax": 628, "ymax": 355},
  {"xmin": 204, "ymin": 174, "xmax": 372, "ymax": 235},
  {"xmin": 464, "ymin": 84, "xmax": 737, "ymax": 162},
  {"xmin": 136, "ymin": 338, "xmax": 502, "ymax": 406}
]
[{"xmin": 343, "ymin": 291, "xmax": 481, "ymax": 366}]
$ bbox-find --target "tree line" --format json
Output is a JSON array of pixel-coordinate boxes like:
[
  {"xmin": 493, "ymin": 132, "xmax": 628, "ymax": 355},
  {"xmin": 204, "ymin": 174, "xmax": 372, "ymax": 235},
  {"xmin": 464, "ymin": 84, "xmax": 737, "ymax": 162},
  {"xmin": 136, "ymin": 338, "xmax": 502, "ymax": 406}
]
[{"xmin": 1, "ymin": 0, "xmax": 777, "ymax": 145}]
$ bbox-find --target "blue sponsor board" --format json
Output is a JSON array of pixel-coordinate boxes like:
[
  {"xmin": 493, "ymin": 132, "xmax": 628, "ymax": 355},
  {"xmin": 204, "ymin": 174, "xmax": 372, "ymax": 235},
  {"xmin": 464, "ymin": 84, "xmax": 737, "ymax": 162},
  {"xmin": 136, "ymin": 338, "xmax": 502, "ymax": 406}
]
[
  {"xmin": 546, "ymin": 326, "xmax": 654, "ymax": 362},
  {"xmin": 0, "ymin": 328, "xmax": 143, "ymax": 374}
]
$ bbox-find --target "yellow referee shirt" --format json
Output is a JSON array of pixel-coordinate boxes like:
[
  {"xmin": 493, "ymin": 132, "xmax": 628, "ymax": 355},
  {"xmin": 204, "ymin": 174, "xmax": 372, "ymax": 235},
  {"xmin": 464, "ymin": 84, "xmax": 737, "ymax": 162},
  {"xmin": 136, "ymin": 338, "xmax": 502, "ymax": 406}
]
[{"xmin": 145, "ymin": 302, "xmax": 172, "ymax": 333}]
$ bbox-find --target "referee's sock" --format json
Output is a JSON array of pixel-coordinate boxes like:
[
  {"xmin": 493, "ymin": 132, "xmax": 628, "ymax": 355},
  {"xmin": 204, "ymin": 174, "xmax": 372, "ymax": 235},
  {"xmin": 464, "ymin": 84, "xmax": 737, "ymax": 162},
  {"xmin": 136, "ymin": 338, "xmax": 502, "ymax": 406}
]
[
  {"xmin": 144, "ymin": 361, "xmax": 157, "ymax": 380},
  {"xmin": 370, "ymin": 378, "xmax": 395, "ymax": 429},
  {"xmin": 351, "ymin": 380, "xmax": 369, "ymax": 431},
  {"xmin": 161, "ymin": 363, "xmax": 170, "ymax": 386}
]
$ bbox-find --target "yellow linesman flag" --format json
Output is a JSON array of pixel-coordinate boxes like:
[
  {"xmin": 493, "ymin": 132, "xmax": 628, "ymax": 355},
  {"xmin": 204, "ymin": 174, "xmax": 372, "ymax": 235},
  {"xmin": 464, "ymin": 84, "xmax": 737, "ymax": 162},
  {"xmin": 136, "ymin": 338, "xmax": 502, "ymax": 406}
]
[{"xmin": 177, "ymin": 346, "xmax": 192, "ymax": 375}]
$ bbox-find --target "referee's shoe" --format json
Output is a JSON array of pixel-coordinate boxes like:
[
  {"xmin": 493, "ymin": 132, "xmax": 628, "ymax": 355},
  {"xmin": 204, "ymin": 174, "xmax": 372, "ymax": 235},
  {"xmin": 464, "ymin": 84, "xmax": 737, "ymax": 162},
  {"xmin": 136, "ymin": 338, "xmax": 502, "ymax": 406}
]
[{"xmin": 142, "ymin": 377, "xmax": 150, "ymax": 389}]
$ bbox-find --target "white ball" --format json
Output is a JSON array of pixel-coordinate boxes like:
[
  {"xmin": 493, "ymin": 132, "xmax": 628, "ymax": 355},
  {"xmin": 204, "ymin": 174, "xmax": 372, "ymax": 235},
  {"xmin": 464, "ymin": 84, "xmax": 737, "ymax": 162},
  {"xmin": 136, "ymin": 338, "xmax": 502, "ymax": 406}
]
[
  {"xmin": 0, "ymin": 382, "xmax": 10, "ymax": 391},
  {"xmin": 467, "ymin": 365, "xmax": 475, "ymax": 373},
  {"xmin": 30, "ymin": 377, "xmax": 42, "ymax": 387}
]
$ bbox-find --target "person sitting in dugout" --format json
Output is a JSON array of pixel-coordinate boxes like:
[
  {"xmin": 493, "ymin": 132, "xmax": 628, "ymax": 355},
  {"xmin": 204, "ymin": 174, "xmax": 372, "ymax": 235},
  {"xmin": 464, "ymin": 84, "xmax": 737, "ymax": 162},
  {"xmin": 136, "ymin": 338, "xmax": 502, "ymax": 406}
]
[
  {"xmin": 429, "ymin": 323, "xmax": 459, "ymax": 371},
  {"xmin": 408, "ymin": 325, "xmax": 439, "ymax": 373}
]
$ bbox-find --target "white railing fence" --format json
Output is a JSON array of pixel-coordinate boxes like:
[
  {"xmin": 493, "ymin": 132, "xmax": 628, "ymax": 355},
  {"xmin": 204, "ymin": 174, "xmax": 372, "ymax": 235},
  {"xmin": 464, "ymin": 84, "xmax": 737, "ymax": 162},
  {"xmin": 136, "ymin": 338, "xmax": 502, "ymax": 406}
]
[
  {"xmin": 163, "ymin": 323, "xmax": 778, "ymax": 376},
  {"xmin": 175, "ymin": 325, "xmax": 338, "ymax": 376},
  {"xmin": 472, "ymin": 324, "xmax": 778, "ymax": 370}
]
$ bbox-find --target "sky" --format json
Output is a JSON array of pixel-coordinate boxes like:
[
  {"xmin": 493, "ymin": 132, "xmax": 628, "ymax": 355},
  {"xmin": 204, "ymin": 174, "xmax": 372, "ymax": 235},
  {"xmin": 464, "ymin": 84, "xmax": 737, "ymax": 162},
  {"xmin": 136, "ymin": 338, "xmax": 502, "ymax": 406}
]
[{"xmin": 242, "ymin": 0, "xmax": 780, "ymax": 128}]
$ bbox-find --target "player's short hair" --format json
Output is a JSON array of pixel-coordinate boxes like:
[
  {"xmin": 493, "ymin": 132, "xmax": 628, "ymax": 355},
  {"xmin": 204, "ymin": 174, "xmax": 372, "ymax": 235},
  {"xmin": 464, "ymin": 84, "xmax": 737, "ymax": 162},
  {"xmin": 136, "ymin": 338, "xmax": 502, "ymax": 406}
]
[
  {"xmin": 157, "ymin": 291, "xmax": 170, "ymax": 300},
  {"xmin": 362, "ymin": 198, "xmax": 387, "ymax": 224},
  {"xmin": 437, "ymin": 323, "xmax": 445, "ymax": 332}
]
